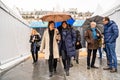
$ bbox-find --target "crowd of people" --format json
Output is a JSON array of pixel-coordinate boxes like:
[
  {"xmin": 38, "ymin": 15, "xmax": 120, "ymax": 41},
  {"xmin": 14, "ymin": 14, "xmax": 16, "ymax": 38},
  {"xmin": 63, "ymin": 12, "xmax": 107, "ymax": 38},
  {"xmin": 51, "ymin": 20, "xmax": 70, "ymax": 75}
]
[{"xmin": 29, "ymin": 16, "xmax": 119, "ymax": 77}]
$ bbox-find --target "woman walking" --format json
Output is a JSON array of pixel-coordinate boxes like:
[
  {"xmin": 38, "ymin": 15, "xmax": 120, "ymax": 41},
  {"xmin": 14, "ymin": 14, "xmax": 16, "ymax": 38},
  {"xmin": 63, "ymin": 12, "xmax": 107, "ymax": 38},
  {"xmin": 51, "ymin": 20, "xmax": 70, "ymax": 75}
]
[
  {"xmin": 40, "ymin": 21, "xmax": 60, "ymax": 77},
  {"xmin": 58, "ymin": 21, "xmax": 76, "ymax": 76},
  {"xmin": 29, "ymin": 29, "xmax": 41, "ymax": 64}
]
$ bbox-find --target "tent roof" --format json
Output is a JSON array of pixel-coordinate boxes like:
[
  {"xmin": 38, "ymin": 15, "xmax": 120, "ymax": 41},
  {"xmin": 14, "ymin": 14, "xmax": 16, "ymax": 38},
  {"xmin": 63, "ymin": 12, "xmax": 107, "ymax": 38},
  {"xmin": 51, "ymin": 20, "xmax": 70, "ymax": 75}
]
[
  {"xmin": 73, "ymin": 20, "xmax": 85, "ymax": 27},
  {"xmin": 30, "ymin": 21, "xmax": 48, "ymax": 28}
]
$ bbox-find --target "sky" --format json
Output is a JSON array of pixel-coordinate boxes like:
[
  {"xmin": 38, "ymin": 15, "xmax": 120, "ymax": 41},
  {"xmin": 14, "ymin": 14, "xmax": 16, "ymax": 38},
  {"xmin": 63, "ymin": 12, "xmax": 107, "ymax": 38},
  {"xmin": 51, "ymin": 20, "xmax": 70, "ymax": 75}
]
[{"xmin": 1, "ymin": 0, "xmax": 117, "ymax": 13}]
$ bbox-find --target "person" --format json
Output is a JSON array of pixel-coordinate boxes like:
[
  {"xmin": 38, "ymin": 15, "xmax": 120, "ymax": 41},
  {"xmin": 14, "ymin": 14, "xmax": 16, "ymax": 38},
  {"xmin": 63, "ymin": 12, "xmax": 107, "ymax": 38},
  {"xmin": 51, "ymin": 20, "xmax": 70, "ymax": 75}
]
[
  {"xmin": 58, "ymin": 21, "xmax": 76, "ymax": 76},
  {"xmin": 103, "ymin": 17, "xmax": 119, "ymax": 73},
  {"xmin": 98, "ymin": 34, "xmax": 103, "ymax": 59},
  {"xmin": 85, "ymin": 21, "xmax": 101, "ymax": 69},
  {"xmin": 40, "ymin": 21, "xmax": 60, "ymax": 77},
  {"xmin": 29, "ymin": 29, "xmax": 41, "ymax": 64},
  {"xmin": 75, "ymin": 30, "xmax": 82, "ymax": 64}
]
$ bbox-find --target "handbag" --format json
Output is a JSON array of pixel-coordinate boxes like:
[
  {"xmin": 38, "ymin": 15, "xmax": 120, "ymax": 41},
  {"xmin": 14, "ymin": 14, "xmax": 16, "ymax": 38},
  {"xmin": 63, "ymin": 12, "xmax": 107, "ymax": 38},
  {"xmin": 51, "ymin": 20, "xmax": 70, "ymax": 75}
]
[
  {"xmin": 36, "ymin": 41, "xmax": 40, "ymax": 47},
  {"xmin": 75, "ymin": 41, "xmax": 82, "ymax": 49}
]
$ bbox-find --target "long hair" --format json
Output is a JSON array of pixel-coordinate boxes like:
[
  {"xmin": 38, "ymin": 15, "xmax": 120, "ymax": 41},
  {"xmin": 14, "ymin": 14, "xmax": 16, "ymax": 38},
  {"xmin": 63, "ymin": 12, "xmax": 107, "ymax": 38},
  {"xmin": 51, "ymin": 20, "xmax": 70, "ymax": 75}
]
[{"xmin": 61, "ymin": 21, "xmax": 68, "ymax": 26}]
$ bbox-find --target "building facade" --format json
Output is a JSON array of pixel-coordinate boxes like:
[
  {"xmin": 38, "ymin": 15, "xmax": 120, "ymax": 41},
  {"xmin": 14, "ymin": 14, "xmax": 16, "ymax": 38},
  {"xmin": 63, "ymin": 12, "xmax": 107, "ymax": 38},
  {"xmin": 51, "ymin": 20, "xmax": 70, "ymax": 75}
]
[{"xmin": 18, "ymin": 8, "xmax": 93, "ymax": 23}]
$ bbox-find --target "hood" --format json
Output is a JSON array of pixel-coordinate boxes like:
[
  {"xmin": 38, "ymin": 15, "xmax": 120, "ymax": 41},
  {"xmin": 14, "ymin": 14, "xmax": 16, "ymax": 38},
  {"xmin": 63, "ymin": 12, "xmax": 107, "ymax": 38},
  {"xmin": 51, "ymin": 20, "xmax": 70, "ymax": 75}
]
[{"xmin": 105, "ymin": 20, "xmax": 115, "ymax": 27}]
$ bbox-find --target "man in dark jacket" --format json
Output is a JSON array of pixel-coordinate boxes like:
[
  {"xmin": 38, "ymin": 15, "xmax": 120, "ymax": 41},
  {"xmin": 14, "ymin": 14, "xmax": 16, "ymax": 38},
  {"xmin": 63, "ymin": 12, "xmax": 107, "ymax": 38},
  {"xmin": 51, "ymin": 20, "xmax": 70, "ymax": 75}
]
[{"xmin": 103, "ymin": 17, "xmax": 119, "ymax": 73}]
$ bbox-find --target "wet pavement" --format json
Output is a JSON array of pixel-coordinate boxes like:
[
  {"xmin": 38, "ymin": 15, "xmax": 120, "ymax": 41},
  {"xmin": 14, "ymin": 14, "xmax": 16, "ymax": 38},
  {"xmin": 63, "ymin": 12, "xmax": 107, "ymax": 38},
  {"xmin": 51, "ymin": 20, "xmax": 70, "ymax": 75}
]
[
  {"xmin": 0, "ymin": 57, "xmax": 65, "ymax": 80},
  {"xmin": 0, "ymin": 53, "xmax": 120, "ymax": 80},
  {"xmin": 67, "ymin": 57, "xmax": 120, "ymax": 80}
]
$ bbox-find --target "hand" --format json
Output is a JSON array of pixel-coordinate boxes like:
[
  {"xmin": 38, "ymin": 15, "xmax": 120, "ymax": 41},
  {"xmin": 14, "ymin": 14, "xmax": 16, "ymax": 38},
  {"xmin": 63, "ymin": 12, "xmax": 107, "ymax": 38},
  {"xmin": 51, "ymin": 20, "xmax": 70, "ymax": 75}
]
[
  {"xmin": 97, "ymin": 33, "xmax": 100, "ymax": 36},
  {"xmin": 76, "ymin": 42, "xmax": 80, "ymax": 45},
  {"xmin": 56, "ymin": 35, "xmax": 60, "ymax": 40},
  {"xmin": 40, "ymin": 51, "xmax": 43, "ymax": 53},
  {"xmin": 32, "ymin": 36, "xmax": 35, "ymax": 42}
]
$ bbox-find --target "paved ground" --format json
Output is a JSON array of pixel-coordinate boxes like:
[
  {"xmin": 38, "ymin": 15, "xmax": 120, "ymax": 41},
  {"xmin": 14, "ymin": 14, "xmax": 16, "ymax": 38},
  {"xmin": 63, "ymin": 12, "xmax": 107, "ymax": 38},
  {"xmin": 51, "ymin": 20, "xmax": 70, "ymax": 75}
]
[
  {"xmin": 0, "ymin": 57, "xmax": 65, "ymax": 80},
  {"xmin": 0, "ymin": 51, "xmax": 120, "ymax": 80},
  {"xmin": 67, "ymin": 57, "xmax": 120, "ymax": 80}
]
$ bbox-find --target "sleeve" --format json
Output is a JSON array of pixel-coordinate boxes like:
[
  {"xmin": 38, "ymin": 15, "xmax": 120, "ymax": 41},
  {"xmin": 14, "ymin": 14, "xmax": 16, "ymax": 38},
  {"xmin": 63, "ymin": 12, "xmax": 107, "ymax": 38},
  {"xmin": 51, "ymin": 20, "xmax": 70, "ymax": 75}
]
[
  {"xmin": 71, "ymin": 29, "xmax": 76, "ymax": 45},
  {"xmin": 29, "ymin": 35, "xmax": 32, "ymax": 43},
  {"xmin": 40, "ymin": 31, "xmax": 46, "ymax": 52},
  {"xmin": 56, "ymin": 29, "xmax": 61, "ymax": 41},
  {"xmin": 109, "ymin": 24, "xmax": 119, "ymax": 42},
  {"xmin": 36, "ymin": 34, "xmax": 41, "ymax": 42},
  {"xmin": 84, "ymin": 30, "xmax": 91, "ymax": 43}
]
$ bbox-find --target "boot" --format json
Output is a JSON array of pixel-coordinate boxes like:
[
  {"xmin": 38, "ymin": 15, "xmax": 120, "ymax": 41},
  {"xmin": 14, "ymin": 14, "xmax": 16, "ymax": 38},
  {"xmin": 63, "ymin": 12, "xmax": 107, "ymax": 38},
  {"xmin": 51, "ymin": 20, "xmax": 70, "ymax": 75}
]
[{"xmin": 110, "ymin": 68, "xmax": 117, "ymax": 73}]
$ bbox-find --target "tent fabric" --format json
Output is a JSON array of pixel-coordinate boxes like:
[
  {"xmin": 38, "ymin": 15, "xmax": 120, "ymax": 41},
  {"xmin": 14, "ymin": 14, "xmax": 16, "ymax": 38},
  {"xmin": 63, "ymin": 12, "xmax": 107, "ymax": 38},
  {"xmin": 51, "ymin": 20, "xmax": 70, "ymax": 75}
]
[
  {"xmin": 73, "ymin": 20, "xmax": 85, "ymax": 27},
  {"xmin": 30, "ymin": 21, "xmax": 48, "ymax": 28}
]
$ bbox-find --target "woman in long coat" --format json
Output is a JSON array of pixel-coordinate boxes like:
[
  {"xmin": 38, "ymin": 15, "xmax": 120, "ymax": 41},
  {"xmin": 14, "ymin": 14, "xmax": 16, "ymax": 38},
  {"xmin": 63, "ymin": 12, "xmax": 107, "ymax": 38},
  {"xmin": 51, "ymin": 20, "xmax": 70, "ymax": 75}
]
[
  {"xmin": 59, "ymin": 21, "xmax": 76, "ymax": 76},
  {"xmin": 40, "ymin": 21, "xmax": 60, "ymax": 77}
]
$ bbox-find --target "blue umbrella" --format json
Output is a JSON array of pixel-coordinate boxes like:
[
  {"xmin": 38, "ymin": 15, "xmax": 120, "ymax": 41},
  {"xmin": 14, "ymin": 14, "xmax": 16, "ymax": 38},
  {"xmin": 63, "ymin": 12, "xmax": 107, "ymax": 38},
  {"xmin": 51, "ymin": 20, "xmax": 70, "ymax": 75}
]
[{"xmin": 55, "ymin": 18, "xmax": 75, "ymax": 28}]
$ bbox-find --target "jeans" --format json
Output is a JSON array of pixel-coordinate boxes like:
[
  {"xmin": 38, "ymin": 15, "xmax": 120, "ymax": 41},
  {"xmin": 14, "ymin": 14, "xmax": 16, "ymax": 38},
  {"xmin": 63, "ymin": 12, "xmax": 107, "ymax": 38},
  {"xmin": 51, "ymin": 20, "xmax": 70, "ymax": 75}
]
[
  {"xmin": 75, "ymin": 49, "xmax": 79, "ymax": 60},
  {"xmin": 98, "ymin": 47, "xmax": 102, "ymax": 59},
  {"xmin": 106, "ymin": 42, "xmax": 117, "ymax": 69},
  {"xmin": 31, "ymin": 51, "xmax": 38, "ymax": 63}
]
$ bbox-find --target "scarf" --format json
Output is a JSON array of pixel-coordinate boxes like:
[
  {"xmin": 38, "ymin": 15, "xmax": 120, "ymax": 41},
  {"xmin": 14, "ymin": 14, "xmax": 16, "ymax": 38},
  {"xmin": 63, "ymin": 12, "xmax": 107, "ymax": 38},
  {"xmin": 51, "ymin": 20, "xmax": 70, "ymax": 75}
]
[{"xmin": 91, "ymin": 28, "xmax": 98, "ymax": 40}]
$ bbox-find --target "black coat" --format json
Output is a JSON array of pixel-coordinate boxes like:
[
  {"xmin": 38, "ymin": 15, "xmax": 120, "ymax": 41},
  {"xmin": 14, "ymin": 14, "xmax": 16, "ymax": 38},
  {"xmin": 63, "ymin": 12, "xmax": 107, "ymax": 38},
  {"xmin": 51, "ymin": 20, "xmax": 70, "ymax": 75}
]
[
  {"xmin": 75, "ymin": 30, "xmax": 82, "ymax": 49},
  {"xmin": 29, "ymin": 34, "xmax": 41, "ymax": 53}
]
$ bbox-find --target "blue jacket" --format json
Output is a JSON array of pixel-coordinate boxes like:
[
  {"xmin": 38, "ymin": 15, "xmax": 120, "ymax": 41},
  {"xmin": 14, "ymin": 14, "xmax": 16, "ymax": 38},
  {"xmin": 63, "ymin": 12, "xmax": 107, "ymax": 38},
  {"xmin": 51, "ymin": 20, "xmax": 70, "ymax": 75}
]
[
  {"xmin": 59, "ymin": 27, "xmax": 76, "ymax": 57},
  {"xmin": 104, "ymin": 20, "xmax": 119, "ymax": 43}
]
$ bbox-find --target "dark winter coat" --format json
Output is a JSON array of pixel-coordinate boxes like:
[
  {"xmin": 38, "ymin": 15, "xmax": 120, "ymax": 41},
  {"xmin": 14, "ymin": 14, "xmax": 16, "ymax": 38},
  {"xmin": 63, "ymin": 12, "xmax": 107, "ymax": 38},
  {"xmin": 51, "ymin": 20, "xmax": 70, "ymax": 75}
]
[
  {"xmin": 59, "ymin": 27, "xmax": 76, "ymax": 57},
  {"xmin": 75, "ymin": 30, "xmax": 82, "ymax": 49},
  {"xmin": 104, "ymin": 20, "xmax": 119, "ymax": 43}
]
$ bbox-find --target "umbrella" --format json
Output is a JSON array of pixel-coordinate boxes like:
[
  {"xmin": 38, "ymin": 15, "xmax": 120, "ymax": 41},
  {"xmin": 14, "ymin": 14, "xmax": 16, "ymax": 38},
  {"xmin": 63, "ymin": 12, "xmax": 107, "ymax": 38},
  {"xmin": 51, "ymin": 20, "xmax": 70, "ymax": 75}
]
[
  {"xmin": 40, "ymin": 12, "xmax": 72, "ymax": 22},
  {"xmin": 82, "ymin": 15, "xmax": 104, "ymax": 33},
  {"xmin": 83, "ymin": 15, "xmax": 103, "ymax": 25}
]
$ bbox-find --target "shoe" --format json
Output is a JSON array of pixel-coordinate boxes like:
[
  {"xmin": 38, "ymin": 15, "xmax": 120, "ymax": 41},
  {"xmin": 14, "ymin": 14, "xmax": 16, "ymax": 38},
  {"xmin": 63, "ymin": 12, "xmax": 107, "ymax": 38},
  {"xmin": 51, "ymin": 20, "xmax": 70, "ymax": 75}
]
[
  {"xmin": 54, "ymin": 69, "xmax": 57, "ymax": 74},
  {"xmin": 103, "ymin": 67, "xmax": 112, "ymax": 70},
  {"xmin": 91, "ymin": 66, "xmax": 99, "ymax": 69},
  {"xmin": 49, "ymin": 72, "xmax": 53, "ymax": 77},
  {"xmin": 76, "ymin": 60, "xmax": 79, "ymax": 64},
  {"xmin": 70, "ymin": 64, "xmax": 73, "ymax": 67},
  {"xmin": 32, "ymin": 61, "xmax": 36, "ymax": 64},
  {"xmin": 66, "ymin": 71, "xmax": 69, "ymax": 76},
  {"xmin": 87, "ymin": 66, "xmax": 90, "ymax": 69},
  {"xmin": 110, "ymin": 68, "xmax": 117, "ymax": 73}
]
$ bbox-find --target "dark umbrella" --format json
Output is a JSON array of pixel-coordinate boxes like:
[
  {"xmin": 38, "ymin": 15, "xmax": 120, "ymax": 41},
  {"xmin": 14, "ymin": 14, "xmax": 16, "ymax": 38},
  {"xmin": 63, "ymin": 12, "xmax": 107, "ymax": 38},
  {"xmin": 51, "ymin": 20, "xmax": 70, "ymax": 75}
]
[{"xmin": 82, "ymin": 15, "xmax": 104, "ymax": 33}]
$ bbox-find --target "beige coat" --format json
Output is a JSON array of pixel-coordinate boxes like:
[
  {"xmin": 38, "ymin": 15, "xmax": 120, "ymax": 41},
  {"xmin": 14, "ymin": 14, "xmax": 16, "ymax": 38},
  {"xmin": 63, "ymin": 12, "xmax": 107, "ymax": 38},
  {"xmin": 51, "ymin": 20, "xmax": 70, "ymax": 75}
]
[{"xmin": 40, "ymin": 28, "xmax": 60, "ymax": 60}]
